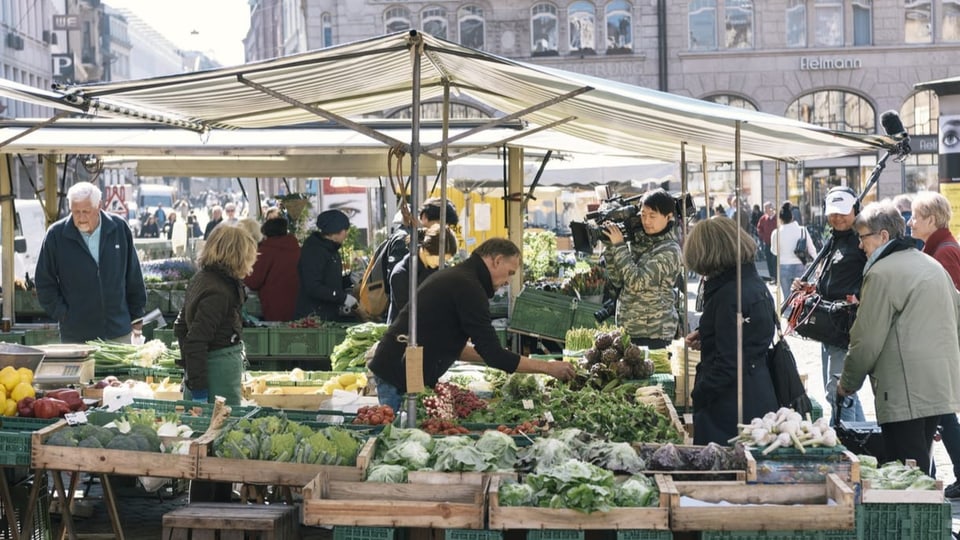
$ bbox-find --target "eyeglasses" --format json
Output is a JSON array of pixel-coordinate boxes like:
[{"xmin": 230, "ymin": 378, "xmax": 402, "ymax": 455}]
[{"xmin": 857, "ymin": 232, "xmax": 879, "ymax": 241}]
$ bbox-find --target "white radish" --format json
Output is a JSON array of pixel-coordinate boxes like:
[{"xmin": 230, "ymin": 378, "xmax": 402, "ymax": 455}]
[{"xmin": 762, "ymin": 432, "xmax": 792, "ymax": 455}]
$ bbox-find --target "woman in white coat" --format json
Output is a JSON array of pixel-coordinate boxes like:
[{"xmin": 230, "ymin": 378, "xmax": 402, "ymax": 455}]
[{"xmin": 770, "ymin": 202, "xmax": 816, "ymax": 300}]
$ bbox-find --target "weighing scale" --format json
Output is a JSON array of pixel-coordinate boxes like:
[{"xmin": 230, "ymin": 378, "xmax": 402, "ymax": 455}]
[{"xmin": 32, "ymin": 344, "xmax": 98, "ymax": 386}]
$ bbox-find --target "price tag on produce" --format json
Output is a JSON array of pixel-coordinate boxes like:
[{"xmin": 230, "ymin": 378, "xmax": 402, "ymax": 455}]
[
  {"xmin": 543, "ymin": 410, "xmax": 555, "ymax": 423},
  {"xmin": 65, "ymin": 411, "xmax": 88, "ymax": 426},
  {"xmin": 521, "ymin": 399, "xmax": 534, "ymax": 410}
]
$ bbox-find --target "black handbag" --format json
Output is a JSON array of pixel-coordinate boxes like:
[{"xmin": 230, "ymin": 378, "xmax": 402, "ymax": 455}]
[
  {"xmin": 794, "ymin": 228, "xmax": 813, "ymax": 264},
  {"xmin": 767, "ymin": 316, "xmax": 814, "ymax": 418},
  {"xmin": 782, "ymin": 289, "xmax": 857, "ymax": 348}
]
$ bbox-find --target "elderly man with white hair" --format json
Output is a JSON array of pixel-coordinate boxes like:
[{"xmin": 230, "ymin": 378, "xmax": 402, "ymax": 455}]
[{"xmin": 35, "ymin": 182, "xmax": 147, "ymax": 343}]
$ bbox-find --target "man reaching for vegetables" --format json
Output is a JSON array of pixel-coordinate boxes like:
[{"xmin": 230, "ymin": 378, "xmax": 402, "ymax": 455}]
[{"xmin": 369, "ymin": 238, "xmax": 575, "ymax": 411}]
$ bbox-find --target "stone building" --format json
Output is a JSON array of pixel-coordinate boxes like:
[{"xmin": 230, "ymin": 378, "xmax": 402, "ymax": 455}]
[{"xmin": 246, "ymin": 0, "xmax": 960, "ymax": 227}]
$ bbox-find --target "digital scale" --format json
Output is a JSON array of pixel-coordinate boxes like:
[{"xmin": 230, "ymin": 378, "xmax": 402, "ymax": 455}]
[{"xmin": 32, "ymin": 344, "xmax": 98, "ymax": 386}]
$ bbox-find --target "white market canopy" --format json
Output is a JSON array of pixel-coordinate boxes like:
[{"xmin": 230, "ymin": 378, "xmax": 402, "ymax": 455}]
[{"xmin": 0, "ymin": 31, "xmax": 892, "ymax": 165}]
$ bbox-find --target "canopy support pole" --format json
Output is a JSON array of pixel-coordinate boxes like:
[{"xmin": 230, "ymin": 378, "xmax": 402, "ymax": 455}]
[
  {"xmin": 507, "ymin": 146, "xmax": 524, "ymax": 303},
  {"xmin": 438, "ymin": 80, "xmax": 451, "ymax": 267},
  {"xmin": 735, "ymin": 121, "xmax": 744, "ymax": 426},
  {"xmin": 405, "ymin": 31, "xmax": 425, "ymax": 428},
  {"xmin": 43, "ymin": 155, "xmax": 57, "ymax": 228},
  {"xmin": 1, "ymin": 154, "xmax": 14, "ymax": 322}
]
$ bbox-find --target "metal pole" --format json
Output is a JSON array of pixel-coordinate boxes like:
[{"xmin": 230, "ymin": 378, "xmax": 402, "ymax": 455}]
[
  {"xmin": 405, "ymin": 32, "xmax": 424, "ymax": 427},
  {"xmin": 774, "ymin": 161, "xmax": 782, "ymax": 306},
  {"xmin": 439, "ymin": 80, "xmax": 450, "ymax": 266},
  {"xmin": 1, "ymin": 155, "xmax": 14, "ymax": 322},
  {"xmin": 735, "ymin": 121, "xmax": 743, "ymax": 426},
  {"xmin": 701, "ymin": 146, "xmax": 710, "ymax": 217}
]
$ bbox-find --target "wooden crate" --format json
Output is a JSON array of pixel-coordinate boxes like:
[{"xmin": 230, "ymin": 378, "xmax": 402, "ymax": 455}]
[
  {"xmin": 407, "ymin": 470, "xmax": 519, "ymax": 485},
  {"xmin": 302, "ymin": 471, "xmax": 488, "ymax": 528},
  {"xmin": 860, "ymin": 479, "xmax": 945, "ymax": 504},
  {"xmin": 634, "ymin": 443, "xmax": 748, "ymax": 482},
  {"xmin": 163, "ymin": 502, "xmax": 297, "ymax": 540},
  {"xmin": 31, "ymin": 420, "xmax": 197, "ymax": 479},
  {"xmin": 486, "ymin": 476, "xmax": 670, "ymax": 530},
  {"xmin": 745, "ymin": 448, "xmax": 860, "ymax": 484},
  {"xmin": 195, "ymin": 436, "xmax": 374, "ymax": 486},
  {"xmin": 660, "ymin": 473, "xmax": 855, "ymax": 532},
  {"xmin": 250, "ymin": 387, "xmax": 330, "ymax": 410}
]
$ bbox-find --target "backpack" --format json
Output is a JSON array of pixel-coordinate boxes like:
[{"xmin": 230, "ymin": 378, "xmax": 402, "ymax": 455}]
[{"xmin": 358, "ymin": 230, "xmax": 408, "ymax": 321}]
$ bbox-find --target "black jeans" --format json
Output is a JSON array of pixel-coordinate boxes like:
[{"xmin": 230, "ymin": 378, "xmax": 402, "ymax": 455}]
[{"xmin": 880, "ymin": 415, "xmax": 940, "ymax": 474}]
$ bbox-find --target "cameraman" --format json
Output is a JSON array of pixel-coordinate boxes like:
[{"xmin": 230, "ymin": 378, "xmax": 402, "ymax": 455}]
[
  {"xmin": 793, "ymin": 187, "xmax": 866, "ymax": 425},
  {"xmin": 602, "ymin": 189, "xmax": 683, "ymax": 349}
]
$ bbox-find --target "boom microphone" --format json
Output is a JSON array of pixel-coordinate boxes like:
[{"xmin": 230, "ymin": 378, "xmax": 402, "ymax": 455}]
[{"xmin": 880, "ymin": 110, "xmax": 908, "ymax": 139}]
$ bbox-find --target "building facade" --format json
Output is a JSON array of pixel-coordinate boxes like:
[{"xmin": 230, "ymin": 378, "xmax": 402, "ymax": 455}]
[{"xmin": 246, "ymin": 0, "xmax": 960, "ymax": 227}]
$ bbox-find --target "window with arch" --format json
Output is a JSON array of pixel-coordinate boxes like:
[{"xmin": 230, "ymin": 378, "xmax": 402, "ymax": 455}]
[
  {"xmin": 605, "ymin": 0, "xmax": 632, "ymax": 52},
  {"xmin": 568, "ymin": 1, "xmax": 596, "ymax": 53},
  {"xmin": 703, "ymin": 94, "xmax": 758, "ymax": 111},
  {"xmin": 387, "ymin": 101, "xmax": 494, "ymax": 120},
  {"xmin": 322, "ymin": 13, "xmax": 333, "ymax": 48},
  {"xmin": 385, "ymin": 6, "xmax": 412, "ymax": 34},
  {"xmin": 531, "ymin": 3, "xmax": 559, "ymax": 55},
  {"xmin": 422, "ymin": 7, "xmax": 447, "ymax": 39},
  {"xmin": 725, "ymin": 0, "xmax": 753, "ymax": 48},
  {"xmin": 900, "ymin": 89, "xmax": 939, "ymax": 136},
  {"xmin": 786, "ymin": 0, "xmax": 806, "ymax": 47},
  {"xmin": 853, "ymin": 0, "xmax": 872, "ymax": 45},
  {"xmin": 459, "ymin": 5, "xmax": 485, "ymax": 49},
  {"xmin": 689, "ymin": 0, "xmax": 718, "ymax": 50},
  {"xmin": 814, "ymin": 0, "xmax": 843, "ymax": 47},
  {"xmin": 786, "ymin": 90, "xmax": 875, "ymax": 133},
  {"xmin": 946, "ymin": 0, "xmax": 960, "ymax": 41},
  {"xmin": 905, "ymin": 0, "xmax": 932, "ymax": 43}
]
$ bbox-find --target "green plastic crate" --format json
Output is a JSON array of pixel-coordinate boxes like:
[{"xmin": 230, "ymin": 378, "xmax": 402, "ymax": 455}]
[
  {"xmin": 322, "ymin": 324, "xmax": 350, "ymax": 357},
  {"xmin": 0, "ymin": 417, "xmax": 60, "ymax": 467},
  {"xmin": 22, "ymin": 327, "xmax": 59, "ymax": 346},
  {"xmin": 526, "ymin": 530, "xmax": 583, "ymax": 540},
  {"xmin": 269, "ymin": 327, "xmax": 324, "ymax": 357},
  {"xmin": 496, "ymin": 328, "xmax": 508, "ymax": 347},
  {"xmin": 243, "ymin": 327, "xmax": 270, "ymax": 357},
  {"xmin": 128, "ymin": 365, "xmax": 184, "ymax": 382},
  {"xmin": 701, "ymin": 527, "xmax": 857, "ymax": 540},
  {"xmin": 144, "ymin": 288, "xmax": 171, "ymax": 314},
  {"xmin": 810, "ymin": 395, "xmax": 823, "ymax": 422},
  {"xmin": 334, "ymin": 527, "xmax": 396, "ymax": 540},
  {"xmin": 855, "ymin": 502, "xmax": 953, "ymax": 540},
  {"xmin": 0, "ymin": 332, "xmax": 24, "ymax": 344},
  {"xmin": 244, "ymin": 292, "xmax": 263, "ymax": 318},
  {"xmin": 445, "ymin": 530, "xmax": 503, "ymax": 540},
  {"xmin": 508, "ymin": 289, "xmax": 578, "ymax": 341},
  {"xmin": 129, "ymin": 398, "xmax": 259, "ymax": 418},
  {"xmin": 616, "ymin": 531, "xmax": 674, "ymax": 540},
  {"xmin": 167, "ymin": 289, "xmax": 187, "ymax": 315},
  {"xmin": 153, "ymin": 328, "xmax": 176, "ymax": 347},
  {"xmin": 13, "ymin": 291, "xmax": 44, "ymax": 316}
]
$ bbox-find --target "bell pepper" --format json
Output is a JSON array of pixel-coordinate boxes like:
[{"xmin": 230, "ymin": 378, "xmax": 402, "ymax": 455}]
[
  {"xmin": 17, "ymin": 397, "xmax": 35, "ymax": 417},
  {"xmin": 32, "ymin": 398, "xmax": 70, "ymax": 419},
  {"xmin": 44, "ymin": 389, "xmax": 85, "ymax": 411}
]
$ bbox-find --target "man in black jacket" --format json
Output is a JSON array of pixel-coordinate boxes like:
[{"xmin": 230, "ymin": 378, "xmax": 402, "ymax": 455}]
[{"xmin": 369, "ymin": 238, "xmax": 575, "ymax": 410}]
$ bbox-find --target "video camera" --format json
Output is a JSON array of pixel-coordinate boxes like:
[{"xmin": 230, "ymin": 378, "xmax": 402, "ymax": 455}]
[{"xmin": 569, "ymin": 192, "xmax": 695, "ymax": 254}]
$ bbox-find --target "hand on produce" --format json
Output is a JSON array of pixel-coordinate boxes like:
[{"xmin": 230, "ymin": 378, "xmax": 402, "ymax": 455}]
[
  {"xmin": 602, "ymin": 222, "xmax": 625, "ymax": 245},
  {"xmin": 546, "ymin": 360, "xmax": 576, "ymax": 381},
  {"xmin": 684, "ymin": 329, "xmax": 701, "ymax": 351}
]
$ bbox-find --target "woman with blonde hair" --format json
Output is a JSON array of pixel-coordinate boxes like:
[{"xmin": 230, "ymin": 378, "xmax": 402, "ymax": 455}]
[
  {"xmin": 174, "ymin": 225, "xmax": 258, "ymax": 406},
  {"xmin": 684, "ymin": 216, "xmax": 779, "ymax": 445},
  {"xmin": 386, "ymin": 223, "xmax": 458, "ymax": 323}
]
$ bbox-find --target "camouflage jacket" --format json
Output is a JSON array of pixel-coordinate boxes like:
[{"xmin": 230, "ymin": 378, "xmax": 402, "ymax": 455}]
[{"xmin": 604, "ymin": 225, "xmax": 682, "ymax": 341}]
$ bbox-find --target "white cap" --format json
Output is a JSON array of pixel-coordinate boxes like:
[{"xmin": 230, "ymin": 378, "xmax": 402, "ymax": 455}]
[{"xmin": 825, "ymin": 190, "xmax": 856, "ymax": 215}]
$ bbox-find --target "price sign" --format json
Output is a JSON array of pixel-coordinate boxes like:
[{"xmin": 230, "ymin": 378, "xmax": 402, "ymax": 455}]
[
  {"xmin": 65, "ymin": 411, "xmax": 88, "ymax": 426},
  {"xmin": 543, "ymin": 410, "xmax": 555, "ymax": 423},
  {"xmin": 521, "ymin": 399, "xmax": 534, "ymax": 410}
]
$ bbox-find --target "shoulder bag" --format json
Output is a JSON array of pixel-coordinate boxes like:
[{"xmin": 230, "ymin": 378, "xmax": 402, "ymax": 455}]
[
  {"xmin": 794, "ymin": 227, "xmax": 813, "ymax": 264},
  {"xmin": 767, "ymin": 309, "xmax": 814, "ymax": 417}
]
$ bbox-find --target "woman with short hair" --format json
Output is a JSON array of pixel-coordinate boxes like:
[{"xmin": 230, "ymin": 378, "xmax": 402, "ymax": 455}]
[{"xmin": 684, "ymin": 216, "xmax": 779, "ymax": 445}]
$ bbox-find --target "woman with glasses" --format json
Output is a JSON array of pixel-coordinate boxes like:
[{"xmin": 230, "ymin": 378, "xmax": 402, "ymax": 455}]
[{"xmin": 838, "ymin": 201, "xmax": 960, "ymax": 473}]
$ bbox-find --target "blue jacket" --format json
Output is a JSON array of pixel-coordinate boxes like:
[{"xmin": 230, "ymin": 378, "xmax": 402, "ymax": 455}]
[{"xmin": 36, "ymin": 211, "xmax": 146, "ymax": 343}]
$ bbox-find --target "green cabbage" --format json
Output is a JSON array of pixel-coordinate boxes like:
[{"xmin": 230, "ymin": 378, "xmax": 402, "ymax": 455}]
[
  {"xmin": 366, "ymin": 464, "xmax": 408, "ymax": 483},
  {"xmin": 498, "ymin": 482, "xmax": 535, "ymax": 506},
  {"xmin": 613, "ymin": 476, "xmax": 659, "ymax": 507},
  {"xmin": 381, "ymin": 441, "xmax": 431, "ymax": 470}
]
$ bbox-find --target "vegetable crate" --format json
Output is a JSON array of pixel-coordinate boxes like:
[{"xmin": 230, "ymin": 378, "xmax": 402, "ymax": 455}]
[
  {"xmin": 570, "ymin": 298, "xmax": 603, "ymax": 331},
  {"xmin": 0, "ymin": 473, "xmax": 52, "ymax": 540},
  {"xmin": 302, "ymin": 471, "xmax": 488, "ymax": 528},
  {"xmin": 13, "ymin": 291, "xmax": 44, "ymax": 316},
  {"xmin": 334, "ymin": 527, "xmax": 398, "ymax": 540},
  {"xmin": 660, "ymin": 473, "xmax": 855, "ymax": 532},
  {"xmin": 167, "ymin": 289, "xmax": 187, "ymax": 315},
  {"xmin": 22, "ymin": 327, "xmax": 59, "ymax": 346},
  {"xmin": 855, "ymin": 502, "xmax": 953, "ymax": 540},
  {"xmin": 444, "ymin": 529, "xmax": 503, "ymax": 540},
  {"xmin": 745, "ymin": 448, "xmax": 860, "ymax": 485},
  {"xmin": 810, "ymin": 396, "xmax": 823, "ymax": 422},
  {"xmin": 242, "ymin": 327, "xmax": 270, "ymax": 357},
  {"xmin": 153, "ymin": 328, "xmax": 176, "ymax": 348},
  {"xmin": 31, "ymin": 420, "xmax": 197, "ymax": 478},
  {"xmin": 508, "ymin": 289, "xmax": 579, "ymax": 341},
  {"xmin": 0, "ymin": 417, "xmax": 60, "ymax": 467},
  {"xmin": 269, "ymin": 327, "xmax": 325, "ymax": 357},
  {"xmin": 144, "ymin": 288, "xmax": 171, "ymax": 314},
  {"xmin": 0, "ymin": 332, "xmax": 24, "ymax": 344},
  {"xmin": 700, "ymin": 530, "xmax": 856, "ymax": 539},
  {"xmin": 323, "ymin": 324, "xmax": 351, "ymax": 357},
  {"xmin": 486, "ymin": 476, "xmax": 670, "ymax": 531}
]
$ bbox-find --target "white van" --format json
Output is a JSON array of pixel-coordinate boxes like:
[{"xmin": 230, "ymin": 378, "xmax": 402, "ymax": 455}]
[
  {"xmin": 0, "ymin": 199, "xmax": 47, "ymax": 281},
  {"xmin": 136, "ymin": 184, "xmax": 178, "ymax": 217}
]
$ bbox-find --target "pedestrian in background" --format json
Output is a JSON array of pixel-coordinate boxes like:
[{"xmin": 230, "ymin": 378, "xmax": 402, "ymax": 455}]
[
  {"xmin": 909, "ymin": 192, "xmax": 960, "ymax": 493},
  {"xmin": 204, "ymin": 205, "xmax": 223, "ymax": 240},
  {"xmin": 245, "ymin": 215, "xmax": 301, "ymax": 322},
  {"xmin": 838, "ymin": 201, "xmax": 960, "ymax": 473},
  {"xmin": 35, "ymin": 182, "xmax": 147, "ymax": 343},
  {"xmin": 756, "ymin": 201, "xmax": 777, "ymax": 283},
  {"xmin": 294, "ymin": 210, "xmax": 355, "ymax": 320},
  {"xmin": 223, "ymin": 202, "xmax": 239, "ymax": 225},
  {"xmin": 386, "ymin": 223, "xmax": 458, "ymax": 324},
  {"xmin": 770, "ymin": 202, "xmax": 815, "ymax": 300}
]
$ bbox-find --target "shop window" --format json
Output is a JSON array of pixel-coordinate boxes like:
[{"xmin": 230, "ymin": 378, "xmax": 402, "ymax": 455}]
[
  {"xmin": 703, "ymin": 94, "xmax": 758, "ymax": 111},
  {"xmin": 900, "ymin": 90, "xmax": 939, "ymax": 136},
  {"xmin": 944, "ymin": 0, "xmax": 960, "ymax": 41},
  {"xmin": 852, "ymin": 0, "xmax": 872, "ymax": 45},
  {"xmin": 459, "ymin": 5, "xmax": 485, "ymax": 49},
  {"xmin": 569, "ymin": 1, "xmax": 597, "ymax": 54},
  {"xmin": 814, "ymin": 0, "xmax": 843, "ymax": 47},
  {"xmin": 905, "ymin": 0, "xmax": 932, "ymax": 43},
  {"xmin": 422, "ymin": 7, "xmax": 447, "ymax": 40},
  {"xmin": 725, "ymin": 0, "xmax": 753, "ymax": 49},
  {"xmin": 902, "ymin": 154, "xmax": 937, "ymax": 193},
  {"xmin": 385, "ymin": 6, "xmax": 412, "ymax": 34},
  {"xmin": 786, "ymin": 0, "xmax": 807, "ymax": 47},
  {"xmin": 322, "ymin": 13, "xmax": 333, "ymax": 48},
  {"xmin": 786, "ymin": 90, "xmax": 875, "ymax": 134},
  {"xmin": 531, "ymin": 3, "xmax": 559, "ymax": 56},
  {"xmin": 689, "ymin": 0, "xmax": 718, "ymax": 50},
  {"xmin": 605, "ymin": 0, "xmax": 633, "ymax": 53}
]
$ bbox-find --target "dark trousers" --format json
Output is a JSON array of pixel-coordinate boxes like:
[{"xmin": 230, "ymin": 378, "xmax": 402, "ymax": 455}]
[
  {"xmin": 938, "ymin": 413, "xmax": 960, "ymax": 478},
  {"xmin": 763, "ymin": 243, "xmax": 777, "ymax": 281},
  {"xmin": 880, "ymin": 415, "xmax": 940, "ymax": 474}
]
